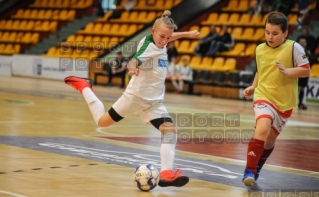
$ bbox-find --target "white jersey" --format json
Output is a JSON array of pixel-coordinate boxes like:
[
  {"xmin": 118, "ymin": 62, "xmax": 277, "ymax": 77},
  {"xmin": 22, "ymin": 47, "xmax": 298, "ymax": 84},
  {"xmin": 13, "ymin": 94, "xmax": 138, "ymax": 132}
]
[
  {"xmin": 178, "ymin": 65, "xmax": 193, "ymax": 81},
  {"xmin": 167, "ymin": 62, "xmax": 178, "ymax": 76},
  {"xmin": 125, "ymin": 34, "xmax": 168, "ymax": 100}
]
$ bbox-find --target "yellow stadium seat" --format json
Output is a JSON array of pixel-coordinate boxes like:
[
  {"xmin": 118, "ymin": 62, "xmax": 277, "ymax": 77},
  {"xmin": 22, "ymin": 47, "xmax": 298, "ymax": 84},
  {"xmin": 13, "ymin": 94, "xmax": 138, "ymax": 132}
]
[
  {"xmin": 219, "ymin": 43, "xmax": 245, "ymax": 56},
  {"xmin": 111, "ymin": 11, "xmax": 129, "ymax": 22},
  {"xmin": 8, "ymin": 32, "xmax": 17, "ymax": 42},
  {"xmin": 225, "ymin": 13, "xmax": 239, "ymax": 25},
  {"xmin": 222, "ymin": 0, "xmax": 237, "ymax": 11},
  {"xmin": 79, "ymin": 23, "xmax": 94, "ymax": 34},
  {"xmin": 129, "ymin": 12, "xmax": 139, "ymax": 21},
  {"xmin": 92, "ymin": 23, "xmax": 103, "ymax": 33},
  {"xmin": 4, "ymin": 20, "xmax": 13, "ymax": 30},
  {"xmin": 0, "ymin": 44, "xmax": 5, "ymax": 53},
  {"xmin": 92, "ymin": 36, "xmax": 101, "ymax": 41},
  {"xmin": 220, "ymin": 58, "xmax": 236, "ymax": 71},
  {"xmin": 241, "ymin": 28, "xmax": 254, "ymax": 40},
  {"xmin": 0, "ymin": 20, "xmax": 6, "ymax": 29},
  {"xmin": 237, "ymin": 13, "xmax": 251, "ymax": 26},
  {"xmin": 101, "ymin": 23, "xmax": 111, "ymax": 34},
  {"xmin": 96, "ymin": 11, "xmax": 111, "ymax": 22},
  {"xmin": 198, "ymin": 26, "xmax": 210, "ymax": 38},
  {"xmin": 44, "ymin": 10, "xmax": 52, "ymax": 19},
  {"xmin": 66, "ymin": 35, "xmax": 75, "ymax": 42},
  {"xmin": 134, "ymin": 0, "xmax": 146, "ymax": 10},
  {"xmin": 177, "ymin": 40, "xmax": 190, "ymax": 53},
  {"xmin": 146, "ymin": 11, "xmax": 156, "ymax": 22},
  {"xmin": 118, "ymin": 24, "xmax": 128, "ymax": 36},
  {"xmin": 136, "ymin": 12, "xmax": 149, "ymax": 23},
  {"xmin": 22, "ymin": 9, "xmax": 30, "ymax": 18},
  {"xmin": 231, "ymin": 27, "xmax": 243, "ymax": 40},
  {"xmin": 46, "ymin": 47, "xmax": 57, "ymax": 56},
  {"xmin": 244, "ymin": 43, "xmax": 257, "ymax": 57},
  {"xmin": 237, "ymin": 1, "xmax": 249, "ymax": 11},
  {"xmin": 15, "ymin": 32, "xmax": 24, "ymax": 42},
  {"xmin": 83, "ymin": 36, "xmax": 92, "ymax": 42},
  {"xmin": 250, "ymin": 14, "xmax": 263, "ymax": 26},
  {"xmin": 310, "ymin": 64, "xmax": 319, "ymax": 77},
  {"xmin": 163, "ymin": 0, "xmax": 173, "ymax": 9},
  {"xmin": 201, "ymin": 13, "xmax": 218, "ymax": 25},
  {"xmin": 21, "ymin": 33, "xmax": 32, "ymax": 43},
  {"xmin": 12, "ymin": 9, "xmax": 24, "ymax": 18},
  {"xmin": 189, "ymin": 41, "xmax": 198, "ymax": 53},
  {"xmin": 213, "ymin": 13, "xmax": 229, "ymax": 25},
  {"xmin": 0, "ymin": 32, "xmax": 10, "ymax": 42},
  {"xmin": 201, "ymin": 57, "xmax": 213, "ymax": 69},
  {"xmin": 249, "ymin": 28, "xmax": 264, "ymax": 41},
  {"xmin": 288, "ymin": 14, "xmax": 298, "ymax": 25},
  {"xmin": 108, "ymin": 24, "xmax": 120, "ymax": 35},
  {"xmin": 127, "ymin": 24, "xmax": 138, "ymax": 36},
  {"xmin": 210, "ymin": 57, "xmax": 225, "ymax": 71},
  {"xmin": 30, "ymin": 9, "xmax": 38, "ymax": 18},
  {"xmin": 30, "ymin": 33, "xmax": 39, "ymax": 44},
  {"xmin": 174, "ymin": 0, "xmax": 182, "ymax": 6},
  {"xmin": 14, "ymin": 44, "xmax": 21, "ymax": 54},
  {"xmin": 189, "ymin": 56, "xmax": 202, "ymax": 69},
  {"xmin": 11, "ymin": 20, "xmax": 20, "ymax": 30}
]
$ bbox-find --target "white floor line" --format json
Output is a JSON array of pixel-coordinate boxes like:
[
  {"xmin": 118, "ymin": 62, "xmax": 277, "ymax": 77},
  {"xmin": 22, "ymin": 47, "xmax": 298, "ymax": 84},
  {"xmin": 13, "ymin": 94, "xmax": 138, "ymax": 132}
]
[
  {"xmin": 0, "ymin": 190, "xmax": 28, "ymax": 197},
  {"xmin": 95, "ymin": 127, "xmax": 124, "ymax": 137}
]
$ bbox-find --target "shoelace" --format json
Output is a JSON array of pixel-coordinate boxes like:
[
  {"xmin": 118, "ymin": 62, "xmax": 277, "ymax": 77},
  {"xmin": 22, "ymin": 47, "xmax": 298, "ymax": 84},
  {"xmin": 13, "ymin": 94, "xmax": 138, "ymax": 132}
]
[{"xmin": 171, "ymin": 169, "xmax": 181, "ymax": 178}]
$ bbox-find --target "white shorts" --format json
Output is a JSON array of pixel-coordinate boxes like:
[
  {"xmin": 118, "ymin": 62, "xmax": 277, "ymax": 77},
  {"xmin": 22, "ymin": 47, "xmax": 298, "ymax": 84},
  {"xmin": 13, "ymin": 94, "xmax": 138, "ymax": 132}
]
[
  {"xmin": 254, "ymin": 102, "xmax": 288, "ymax": 134},
  {"xmin": 112, "ymin": 92, "xmax": 171, "ymax": 124}
]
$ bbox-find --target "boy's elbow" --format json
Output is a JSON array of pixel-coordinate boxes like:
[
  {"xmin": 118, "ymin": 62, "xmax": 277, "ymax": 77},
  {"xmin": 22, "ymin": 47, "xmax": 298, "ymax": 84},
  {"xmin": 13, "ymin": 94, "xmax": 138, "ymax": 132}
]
[{"xmin": 301, "ymin": 68, "xmax": 310, "ymax": 77}]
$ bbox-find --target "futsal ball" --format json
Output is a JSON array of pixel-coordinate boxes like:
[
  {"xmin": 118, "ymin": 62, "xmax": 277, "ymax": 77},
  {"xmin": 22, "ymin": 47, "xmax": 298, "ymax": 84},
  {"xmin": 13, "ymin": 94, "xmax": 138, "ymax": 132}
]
[{"xmin": 133, "ymin": 164, "xmax": 159, "ymax": 191}]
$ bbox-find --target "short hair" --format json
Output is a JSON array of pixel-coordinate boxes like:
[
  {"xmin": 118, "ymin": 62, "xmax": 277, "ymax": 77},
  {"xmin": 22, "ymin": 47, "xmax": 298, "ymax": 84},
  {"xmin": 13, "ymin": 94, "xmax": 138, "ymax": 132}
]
[{"xmin": 265, "ymin": 11, "xmax": 288, "ymax": 32}]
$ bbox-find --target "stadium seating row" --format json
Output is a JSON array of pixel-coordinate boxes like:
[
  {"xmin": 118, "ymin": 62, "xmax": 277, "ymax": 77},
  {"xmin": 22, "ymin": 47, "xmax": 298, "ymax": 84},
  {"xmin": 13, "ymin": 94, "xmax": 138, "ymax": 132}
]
[
  {"xmin": 78, "ymin": 23, "xmax": 144, "ymax": 36},
  {"xmin": 12, "ymin": 9, "xmax": 76, "ymax": 21},
  {"xmin": 201, "ymin": 13, "xmax": 297, "ymax": 26},
  {"xmin": 108, "ymin": 11, "xmax": 160, "ymax": 23},
  {"xmin": 116, "ymin": 0, "xmax": 181, "ymax": 10},
  {"xmin": 0, "ymin": 20, "xmax": 58, "ymax": 32},
  {"xmin": 0, "ymin": 31, "xmax": 39, "ymax": 44},
  {"xmin": 0, "ymin": 44, "xmax": 21, "ymax": 55},
  {"xmin": 30, "ymin": 0, "xmax": 93, "ymax": 9},
  {"xmin": 178, "ymin": 55, "xmax": 237, "ymax": 72}
]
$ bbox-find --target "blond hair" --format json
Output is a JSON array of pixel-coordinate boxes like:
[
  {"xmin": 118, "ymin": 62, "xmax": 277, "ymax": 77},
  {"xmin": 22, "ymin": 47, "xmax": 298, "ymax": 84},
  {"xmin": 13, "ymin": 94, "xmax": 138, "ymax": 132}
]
[{"xmin": 153, "ymin": 10, "xmax": 178, "ymax": 30}]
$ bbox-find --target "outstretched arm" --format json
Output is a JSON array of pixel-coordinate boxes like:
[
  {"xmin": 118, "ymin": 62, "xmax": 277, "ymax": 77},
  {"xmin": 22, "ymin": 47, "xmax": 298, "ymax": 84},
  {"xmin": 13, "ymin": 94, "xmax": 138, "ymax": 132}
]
[{"xmin": 168, "ymin": 30, "xmax": 200, "ymax": 42}]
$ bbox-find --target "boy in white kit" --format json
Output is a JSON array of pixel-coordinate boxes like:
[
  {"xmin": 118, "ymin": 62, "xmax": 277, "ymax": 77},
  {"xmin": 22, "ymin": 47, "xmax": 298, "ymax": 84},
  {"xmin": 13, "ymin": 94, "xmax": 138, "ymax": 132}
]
[{"xmin": 64, "ymin": 10, "xmax": 199, "ymax": 187}]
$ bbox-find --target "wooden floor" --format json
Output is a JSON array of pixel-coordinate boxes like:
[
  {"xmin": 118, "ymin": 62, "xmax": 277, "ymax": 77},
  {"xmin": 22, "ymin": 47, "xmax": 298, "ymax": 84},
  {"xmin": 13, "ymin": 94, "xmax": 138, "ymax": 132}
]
[{"xmin": 0, "ymin": 76, "xmax": 318, "ymax": 197}]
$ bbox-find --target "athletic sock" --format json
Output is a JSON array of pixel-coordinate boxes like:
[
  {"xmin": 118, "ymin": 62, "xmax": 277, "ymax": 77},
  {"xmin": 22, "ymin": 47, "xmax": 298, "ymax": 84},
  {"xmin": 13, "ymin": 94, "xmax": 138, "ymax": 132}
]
[
  {"xmin": 82, "ymin": 87, "xmax": 105, "ymax": 125},
  {"xmin": 246, "ymin": 138, "xmax": 265, "ymax": 174},
  {"xmin": 160, "ymin": 133, "xmax": 177, "ymax": 172}
]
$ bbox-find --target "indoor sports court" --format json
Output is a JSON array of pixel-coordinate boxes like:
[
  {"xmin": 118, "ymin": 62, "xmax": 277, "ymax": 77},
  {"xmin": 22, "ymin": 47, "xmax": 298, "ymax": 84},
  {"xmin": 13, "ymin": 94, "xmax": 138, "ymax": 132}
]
[
  {"xmin": 0, "ymin": 76, "xmax": 318, "ymax": 197},
  {"xmin": 1, "ymin": 0, "xmax": 319, "ymax": 196}
]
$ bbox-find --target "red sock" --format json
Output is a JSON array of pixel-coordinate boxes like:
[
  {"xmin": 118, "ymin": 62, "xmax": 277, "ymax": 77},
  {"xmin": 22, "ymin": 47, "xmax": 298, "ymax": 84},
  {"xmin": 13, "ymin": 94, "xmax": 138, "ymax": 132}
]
[
  {"xmin": 246, "ymin": 138, "xmax": 265, "ymax": 174},
  {"xmin": 257, "ymin": 146, "xmax": 274, "ymax": 168}
]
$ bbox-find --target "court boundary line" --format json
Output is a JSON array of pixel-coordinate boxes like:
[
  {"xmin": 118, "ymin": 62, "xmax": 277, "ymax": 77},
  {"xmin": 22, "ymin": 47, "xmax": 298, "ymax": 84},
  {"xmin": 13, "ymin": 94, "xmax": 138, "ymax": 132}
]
[
  {"xmin": 84, "ymin": 135, "xmax": 319, "ymax": 178},
  {"xmin": 0, "ymin": 190, "xmax": 28, "ymax": 197}
]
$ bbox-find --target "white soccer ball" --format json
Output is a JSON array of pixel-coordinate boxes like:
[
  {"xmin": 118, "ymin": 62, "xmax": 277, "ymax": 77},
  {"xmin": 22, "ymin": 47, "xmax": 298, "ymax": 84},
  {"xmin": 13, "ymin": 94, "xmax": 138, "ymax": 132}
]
[{"xmin": 132, "ymin": 164, "xmax": 159, "ymax": 191}]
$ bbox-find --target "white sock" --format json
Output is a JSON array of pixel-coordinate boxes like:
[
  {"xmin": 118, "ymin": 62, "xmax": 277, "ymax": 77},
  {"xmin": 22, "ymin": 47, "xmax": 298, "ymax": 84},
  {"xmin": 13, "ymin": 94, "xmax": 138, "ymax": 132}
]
[
  {"xmin": 171, "ymin": 80, "xmax": 179, "ymax": 90},
  {"xmin": 178, "ymin": 80, "xmax": 184, "ymax": 91},
  {"xmin": 82, "ymin": 87, "xmax": 105, "ymax": 125},
  {"xmin": 160, "ymin": 133, "xmax": 177, "ymax": 172}
]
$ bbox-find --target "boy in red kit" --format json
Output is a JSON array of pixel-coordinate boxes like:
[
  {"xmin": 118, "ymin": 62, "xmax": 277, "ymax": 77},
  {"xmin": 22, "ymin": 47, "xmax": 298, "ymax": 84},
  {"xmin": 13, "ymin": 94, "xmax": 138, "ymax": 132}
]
[{"xmin": 242, "ymin": 11, "xmax": 310, "ymax": 186}]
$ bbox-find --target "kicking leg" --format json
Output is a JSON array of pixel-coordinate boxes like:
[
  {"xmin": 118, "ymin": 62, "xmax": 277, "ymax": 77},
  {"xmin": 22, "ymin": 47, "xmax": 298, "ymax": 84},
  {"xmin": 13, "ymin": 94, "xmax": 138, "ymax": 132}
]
[
  {"xmin": 150, "ymin": 118, "xmax": 189, "ymax": 187},
  {"xmin": 64, "ymin": 76, "xmax": 116, "ymax": 127}
]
